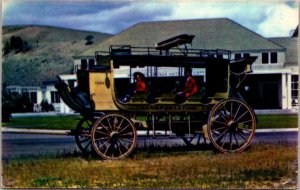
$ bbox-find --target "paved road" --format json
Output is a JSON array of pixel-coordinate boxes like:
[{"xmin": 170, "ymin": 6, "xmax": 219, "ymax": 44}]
[{"xmin": 2, "ymin": 130, "xmax": 297, "ymax": 159}]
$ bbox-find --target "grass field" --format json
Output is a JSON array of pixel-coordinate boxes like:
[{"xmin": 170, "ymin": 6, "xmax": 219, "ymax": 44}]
[
  {"xmin": 2, "ymin": 114, "xmax": 298, "ymax": 130},
  {"xmin": 2, "ymin": 144, "xmax": 297, "ymax": 188}
]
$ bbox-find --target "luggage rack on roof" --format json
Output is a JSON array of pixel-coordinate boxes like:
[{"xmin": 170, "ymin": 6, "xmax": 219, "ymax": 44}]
[
  {"xmin": 95, "ymin": 34, "xmax": 231, "ymax": 59},
  {"xmin": 96, "ymin": 46, "xmax": 231, "ymax": 60}
]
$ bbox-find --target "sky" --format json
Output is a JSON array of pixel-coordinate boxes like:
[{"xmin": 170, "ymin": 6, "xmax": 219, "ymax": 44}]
[{"xmin": 2, "ymin": 0, "xmax": 299, "ymax": 37}]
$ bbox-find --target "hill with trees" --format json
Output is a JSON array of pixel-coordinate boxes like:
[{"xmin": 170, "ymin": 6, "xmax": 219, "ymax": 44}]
[{"xmin": 2, "ymin": 25, "xmax": 112, "ymax": 86}]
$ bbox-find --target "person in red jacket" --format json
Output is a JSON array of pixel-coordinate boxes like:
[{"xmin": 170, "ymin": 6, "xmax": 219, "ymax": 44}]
[
  {"xmin": 134, "ymin": 74, "xmax": 147, "ymax": 93},
  {"xmin": 121, "ymin": 72, "xmax": 147, "ymax": 103},
  {"xmin": 175, "ymin": 67, "xmax": 198, "ymax": 103}
]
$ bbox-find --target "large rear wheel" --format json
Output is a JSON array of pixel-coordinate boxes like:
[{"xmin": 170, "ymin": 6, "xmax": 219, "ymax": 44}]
[
  {"xmin": 207, "ymin": 99, "xmax": 256, "ymax": 153},
  {"xmin": 91, "ymin": 114, "xmax": 137, "ymax": 159}
]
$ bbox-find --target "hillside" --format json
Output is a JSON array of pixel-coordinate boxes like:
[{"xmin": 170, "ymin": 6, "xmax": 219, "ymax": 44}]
[{"xmin": 2, "ymin": 25, "xmax": 112, "ymax": 86}]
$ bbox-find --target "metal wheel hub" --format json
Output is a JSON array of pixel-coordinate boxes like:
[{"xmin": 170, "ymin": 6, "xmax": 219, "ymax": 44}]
[
  {"xmin": 110, "ymin": 131, "xmax": 120, "ymax": 143},
  {"xmin": 227, "ymin": 120, "xmax": 238, "ymax": 132}
]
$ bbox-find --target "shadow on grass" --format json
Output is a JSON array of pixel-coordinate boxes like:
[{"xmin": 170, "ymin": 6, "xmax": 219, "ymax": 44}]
[{"xmin": 3, "ymin": 142, "xmax": 215, "ymax": 163}]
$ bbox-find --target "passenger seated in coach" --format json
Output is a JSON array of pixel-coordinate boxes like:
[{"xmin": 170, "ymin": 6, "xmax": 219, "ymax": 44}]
[
  {"xmin": 175, "ymin": 67, "xmax": 198, "ymax": 103},
  {"xmin": 121, "ymin": 72, "xmax": 147, "ymax": 103}
]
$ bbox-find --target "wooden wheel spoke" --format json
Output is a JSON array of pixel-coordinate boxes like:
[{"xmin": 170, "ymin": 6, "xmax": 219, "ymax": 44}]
[
  {"xmin": 79, "ymin": 137, "xmax": 90, "ymax": 144},
  {"xmin": 116, "ymin": 118, "xmax": 125, "ymax": 132},
  {"xmin": 237, "ymin": 127, "xmax": 252, "ymax": 133},
  {"xmin": 230, "ymin": 102, "xmax": 234, "ymax": 118},
  {"xmin": 221, "ymin": 103, "xmax": 230, "ymax": 117},
  {"xmin": 99, "ymin": 121, "xmax": 111, "ymax": 132},
  {"xmin": 119, "ymin": 132, "xmax": 133, "ymax": 136},
  {"xmin": 116, "ymin": 141, "xmax": 123, "ymax": 156},
  {"xmin": 215, "ymin": 110, "xmax": 229, "ymax": 123},
  {"xmin": 211, "ymin": 119, "xmax": 228, "ymax": 125},
  {"xmin": 95, "ymin": 130, "xmax": 109, "ymax": 136},
  {"xmin": 104, "ymin": 142, "xmax": 113, "ymax": 155},
  {"xmin": 233, "ymin": 133, "xmax": 240, "ymax": 147},
  {"xmin": 235, "ymin": 130, "xmax": 248, "ymax": 141},
  {"xmin": 221, "ymin": 132, "xmax": 229, "ymax": 148},
  {"xmin": 235, "ymin": 109, "xmax": 250, "ymax": 123},
  {"xmin": 94, "ymin": 137, "xmax": 110, "ymax": 141},
  {"xmin": 83, "ymin": 141, "xmax": 91, "ymax": 151},
  {"xmin": 119, "ymin": 137, "xmax": 134, "ymax": 144},
  {"xmin": 118, "ymin": 124, "xmax": 131, "ymax": 133},
  {"xmin": 215, "ymin": 128, "xmax": 229, "ymax": 142},
  {"xmin": 236, "ymin": 119, "xmax": 253, "ymax": 125},
  {"xmin": 211, "ymin": 126, "xmax": 228, "ymax": 132},
  {"xmin": 97, "ymin": 139, "xmax": 110, "ymax": 149},
  {"xmin": 117, "ymin": 139, "xmax": 129, "ymax": 151},
  {"xmin": 106, "ymin": 117, "xmax": 113, "ymax": 130},
  {"xmin": 233, "ymin": 104, "xmax": 242, "ymax": 121}
]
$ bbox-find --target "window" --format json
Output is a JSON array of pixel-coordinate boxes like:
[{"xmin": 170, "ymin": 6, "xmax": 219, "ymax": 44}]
[
  {"xmin": 291, "ymin": 75, "xmax": 298, "ymax": 106},
  {"xmin": 262, "ymin": 52, "xmax": 278, "ymax": 64},
  {"xmin": 51, "ymin": 91, "xmax": 60, "ymax": 103},
  {"xmin": 81, "ymin": 59, "xmax": 87, "ymax": 70},
  {"xmin": 88, "ymin": 59, "xmax": 95, "ymax": 69},
  {"xmin": 243, "ymin": 53, "xmax": 250, "ymax": 58},
  {"xmin": 235, "ymin": 53, "xmax": 241, "ymax": 59},
  {"xmin": 270, "ymin": 52, "xmax": 277, "ymax": 63},
  {"xmin": 262, "ymin": 53, "xmax": 269, "ymax": 64},
  {"xmin": 74, "ymin": 65, "xmax": 81, "ymax": 73},
  {"xmin": 30, "ymin": 92, "xmax": 37, "ymax": 104}
]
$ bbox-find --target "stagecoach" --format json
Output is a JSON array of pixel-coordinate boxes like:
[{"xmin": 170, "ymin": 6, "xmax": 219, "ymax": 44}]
[{"xmin": 55, "ymin": 34, "xmax": 257, "ymax": 160}]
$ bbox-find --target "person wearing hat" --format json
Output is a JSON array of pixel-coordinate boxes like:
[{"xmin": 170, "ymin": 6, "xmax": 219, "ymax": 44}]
[
  {"xmin": 175, "ymin": 67, "xmax": 198, "ymax": 103},
  {"xmin": 121, "ymin": 72, "xmax": 147, "ymax": 103}
]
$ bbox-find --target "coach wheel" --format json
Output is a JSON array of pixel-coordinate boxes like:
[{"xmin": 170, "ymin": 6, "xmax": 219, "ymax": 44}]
[
  {"xmin": 207, "ymin": 99, "xmax": 256, "ymax": 153},
  {"xmin": 74, "ymin": 117, "xmax": 94, "ymax": 154},
  {"xmin": 91, "ymin": 114, "xmax": 137, "ymax": 160},
  {"xmin": 181, "ymin": 132, "xmax": 207, "ymax": 148}
]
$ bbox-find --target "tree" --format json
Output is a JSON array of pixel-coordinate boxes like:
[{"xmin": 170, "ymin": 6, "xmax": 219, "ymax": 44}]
[
  {"xmin": 8, "ymin": 36, "xmax": 32, "ymax": 54},
  {"xmin": 85, "ymin": 35, "xmax": 94, "ymax": 45}
]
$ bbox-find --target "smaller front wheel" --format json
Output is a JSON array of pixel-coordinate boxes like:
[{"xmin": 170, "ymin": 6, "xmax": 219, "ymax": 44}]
[{"xmin": 91, "ymin": 114, "xmax": 137, "ymax": 160}]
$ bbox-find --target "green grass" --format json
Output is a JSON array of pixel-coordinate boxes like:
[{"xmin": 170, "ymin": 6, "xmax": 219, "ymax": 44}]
[
  {"xmin": 257, "ymin": 114, "xmax": 298, "ymax": 128},
  {"xmin": 2, "ymin": 144, "xmax": 297, "ymax": 188},
  {"xmin": 2, "ymin": 115, "xmax": 81, "ymax": 130},
  {"xmin": 2, "ymin": 114, "xmax": 298, "ymax": 130}
]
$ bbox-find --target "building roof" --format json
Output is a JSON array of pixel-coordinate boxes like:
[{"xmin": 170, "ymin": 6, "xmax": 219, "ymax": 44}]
[
  {"xmin": 76, "ymin": 18, "xmax": 284, "ymax": 58},
  {"xmin": 269, "ymin": 37, "xmax": 298, "ymax": 66}
]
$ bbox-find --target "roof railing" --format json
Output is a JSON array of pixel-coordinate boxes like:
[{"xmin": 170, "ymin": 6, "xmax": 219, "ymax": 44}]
[{"xmin": 95, "ymin": 45, "xmax": 231, "ymax": 60}]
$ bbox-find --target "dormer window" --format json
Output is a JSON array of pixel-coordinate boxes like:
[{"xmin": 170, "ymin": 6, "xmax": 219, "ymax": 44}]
[
  {"xmin": 262, "ymin": 52, "xmax": 278, "ymax": 64},
  {"xmin": 262, "ymin": 53, "xmax": 269, "ymax": 64},
  {"xmin": 270, "ymin": 52, "xmax": 277, "ymax": 64}
]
